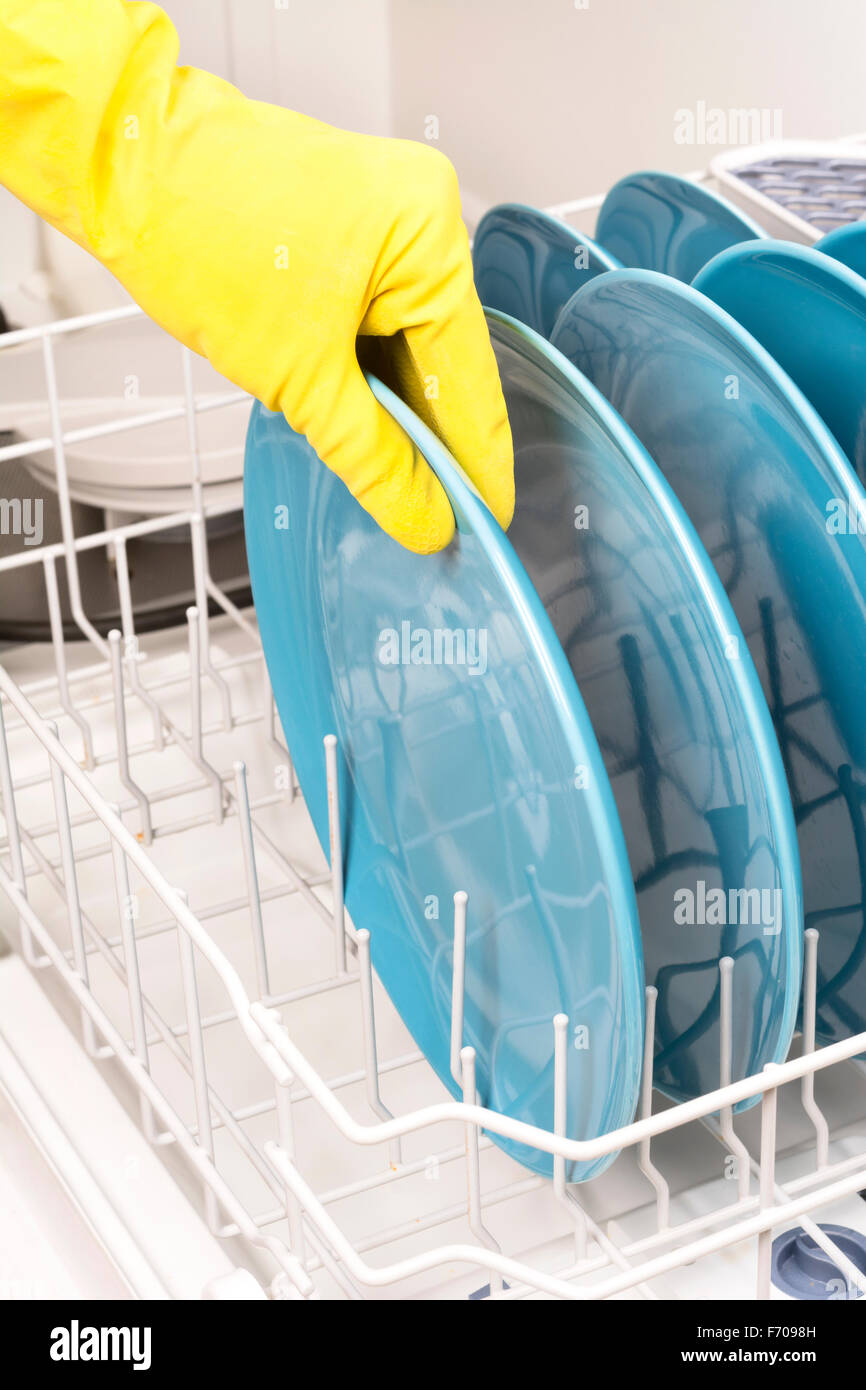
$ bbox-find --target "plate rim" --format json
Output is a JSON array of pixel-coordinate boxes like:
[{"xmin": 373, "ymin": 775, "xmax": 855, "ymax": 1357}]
[
  {"xmin": 695, "ymin": 233, "xmax": 866, "ymax": 306},
  {"xmin": 816, "ymin": 220, "xmax": 866, "ymax": 270},
  {"xmin": 473, "ymin": 199, "xmax": 623, "ymax": 272},
  {"xmin": 597, "ymin": 168, "xmax": 768, "ymax": 246}
]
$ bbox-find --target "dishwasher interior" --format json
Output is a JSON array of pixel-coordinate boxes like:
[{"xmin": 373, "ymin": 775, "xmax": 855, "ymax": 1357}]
[{"xmin": 2, "ymin": 174, "xmax": 866, "ymax": 1304}]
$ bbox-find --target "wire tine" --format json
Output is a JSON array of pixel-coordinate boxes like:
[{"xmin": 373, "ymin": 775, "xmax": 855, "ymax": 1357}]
[
  {"xmin": 42, "ymin": 553, "xmax": 94, "ymax": 767},
  {"xmin": 551, "ymin": 1026, "xmax": 660, "ymax": 1304},
  {"xmin": 460, "ymin": 1046, "xmax": 503, "ymax": 1295},
  {"xmin": 756, "ymin": 1064, "xmax": 778, "ymax": 1299},
  {"xmin": 276, "ymin": 1074, "xmax": 307, "ymax": 1265},
  {"xmin": 450, "ymin": 891, "xmax": 467, "ymax": 1087},
  {"xmin": 186, "ymin": 606, "xmax": 225, "ymax": 822},
  {"xmin": 108, "ymin": 631, "xmax": 153, "ymax": 844},
  {"xmin": 800, "ymin": 927, "xmax": 830, "ymax": 1168},
  {"xmin": 638, "ymin": 986, "xmax": 670, "ymax": 1229},
  {"xmin": 47, "ymin": 727, "xmax": 101, "ymax": 1057},
  {"xmin": 111, "ymin": 535, "xmax": 165, "ymax": 751},
  {"xmin": 356, "ymin": 928, "xmax": 401, "ymax": 1167},
  {"xmin": 175, "ymin": 887, "xmax": 221, "ymax": 1234},
  {"xmin": 234, "ymin": 760, "xmax": 270, "ymax": 997},
  {"xmin": 718, "ymin": 956, "xmax": 751, "ymax": 1202},
  {"xmin": 40, "ymin": 333, "xmax": 108, "ymax": 657},
  {"xmin": 264, "ymin": 668, "xmax": 295, "ymax": 801},
  {"xmin": 109, "ymin": 819, "xmax": 158, "ymax": 1142},
  {"xmin": 188, "ymin": 512, "xmax": 232, "ymax": 731},
  {"xmin": 552, "ymin": 1012, "xmax": 588, "ymax": 1262},
  {"xmin": 324, "ymin": 735, "xmax": 347, "ymax": 974},
  {"xmin": 180, "ymin": 348, "xmax": 231, "ymax": 731}
]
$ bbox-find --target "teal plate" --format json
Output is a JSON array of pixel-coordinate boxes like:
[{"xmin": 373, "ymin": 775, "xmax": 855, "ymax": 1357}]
[
  {"xmin": 489, "ymin": 312, "xmax": 801, "ymax": 1108},
  {"xmin": 694, "ymin": 239, "xmax": 866, "ymax": 485},
  {"xmin": 244, "ymin": 349, "xmax": 644, "ymax": 1181},
  {"xmin": 552, "ymin": 271, "xmax": 866, "ymax": 1048},
  {"xmin": 596, "ymin": 170, "xmax": 766, "ymax": 283},
  {"xmin": 816, "ymin": 223, "xmax": 866, "ymax": 282},
  {"xmin": 473, "ymin": 203, "xmax": 620, "ymax": 338}
]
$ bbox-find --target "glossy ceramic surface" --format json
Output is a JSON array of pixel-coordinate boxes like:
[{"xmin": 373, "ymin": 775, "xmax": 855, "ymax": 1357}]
[
  {"xmin": 473, "ymin": 203, "xmax": 621, "ymax": 338},
  {"xmin": 694, "ymin": 240, "xmax": 866, "ymax": 485},
  {"xmin": 491, "ymin": 312, "xmax": 801, "ymax": 1107},
  {"xmin": 552, "ymin": 271, "xmax": 866, "ymax": 1048},
  {"xmin": 816, "ymin": 222, "xmax": 866, "ymax": 282},
  {"xmin": 595, "ymin": 171, "xmax": 766, "ymax": 284},
  {"xmin": 244, "ymin": 358, "xmax": 644, "ymax": 1181}
]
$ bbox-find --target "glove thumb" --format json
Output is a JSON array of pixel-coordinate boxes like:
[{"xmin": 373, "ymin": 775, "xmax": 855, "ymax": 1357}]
[{"xmin": 279, "ymin": 351, "xmax": 457, "ymax": 555}]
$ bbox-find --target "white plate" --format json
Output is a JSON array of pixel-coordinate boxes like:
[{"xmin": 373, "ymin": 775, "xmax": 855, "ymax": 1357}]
[
  {"xmin": 4, "ymin": 392, "xmax": 246, "ymax": 513},
  {"xmin": 1, "ymin": 315, "xmax": 249, "ymax": 510},
  {"xmin": 21, "ymin": 457, "xmax": 243, "ymax": 516}
]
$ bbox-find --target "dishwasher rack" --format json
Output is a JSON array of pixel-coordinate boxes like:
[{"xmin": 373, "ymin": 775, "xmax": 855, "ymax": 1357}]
[{"xmin": 2, "ymin": 182, "xmax": 866, "ymax": 1302}]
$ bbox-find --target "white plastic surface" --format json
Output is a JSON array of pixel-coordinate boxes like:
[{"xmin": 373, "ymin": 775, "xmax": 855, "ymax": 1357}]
[{"xmin": 0, "ymin": 953, "xmax": 241, "ymax": 1300}]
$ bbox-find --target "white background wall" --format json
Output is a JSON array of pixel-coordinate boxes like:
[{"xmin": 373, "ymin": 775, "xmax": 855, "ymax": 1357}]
[
  {"xmin": 387, "ymin": 0, "xmax": 866, "ymax": 217},
  {"xmin": 169, "ymin": 0, "xmax": 393, "ymax": 136}
]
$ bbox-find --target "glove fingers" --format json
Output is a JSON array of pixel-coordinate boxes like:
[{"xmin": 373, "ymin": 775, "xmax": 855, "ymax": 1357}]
[
  {"xmin": 288, "ymin": 356, "xmax": 457, "ymax": 555},
  {"xmin": 389, "ymin": 284, "xmax": 515, "ymax": 534}
]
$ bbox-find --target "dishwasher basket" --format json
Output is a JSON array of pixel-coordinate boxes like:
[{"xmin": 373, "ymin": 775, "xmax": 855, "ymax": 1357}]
[{"xmin": 2, "ymin": 177, "xmax": 866, "ymax": 1302}]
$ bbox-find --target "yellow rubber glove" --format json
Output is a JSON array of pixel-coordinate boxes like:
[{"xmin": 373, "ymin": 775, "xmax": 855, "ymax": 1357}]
[{"xmin": 0, "ymin": 0, "xmax": 513, "ymax": 553}]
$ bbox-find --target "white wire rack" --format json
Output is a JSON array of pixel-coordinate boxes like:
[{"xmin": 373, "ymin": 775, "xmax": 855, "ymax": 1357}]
[{"xmin": 2, "ymin": 182, "xmax": 866, "ymax": 1302}]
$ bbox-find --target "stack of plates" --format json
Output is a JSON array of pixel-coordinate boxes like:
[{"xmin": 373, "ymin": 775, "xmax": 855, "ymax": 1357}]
[{"xmin": 244, "ymin": 164, "xmax": 866, "ymax": 1178}]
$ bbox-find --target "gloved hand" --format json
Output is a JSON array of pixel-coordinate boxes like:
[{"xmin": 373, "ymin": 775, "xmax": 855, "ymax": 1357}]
[{"xmin": 0, "ymin": 0, "xmax": 513, "ymax": 553}]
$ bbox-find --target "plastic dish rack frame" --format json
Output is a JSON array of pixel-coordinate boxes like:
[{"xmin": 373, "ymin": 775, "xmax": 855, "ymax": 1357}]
[{"xmin": 2, "ymin": 169, "xmax": 866, "ymax": 1303}]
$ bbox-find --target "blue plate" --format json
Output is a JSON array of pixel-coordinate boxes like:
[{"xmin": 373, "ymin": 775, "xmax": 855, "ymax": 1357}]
[
  {"xmin": 595, "ymin": 171, "xmax": 766, "ymax": 283},
  {"xmin": 490, "ymin": 312, "xmax": 801, "ymax": 1107},
  {"xmin": 552, "ymin": 271, "xmax": 866, "ymax": 1049},
  {"xmin": 244, "ymin": 355, "xmax": 644, "ymax": 1181},
  {"xmin": 816, "ymin": 222, "xmax": 866, "ymax": 281},
  {"xmin": 473, "ymin": 203, "xmax": 620, "ymax": 339},
  {"xmin": 694, "ymin": 240, "xmax": 866, "ymax": 485}
]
